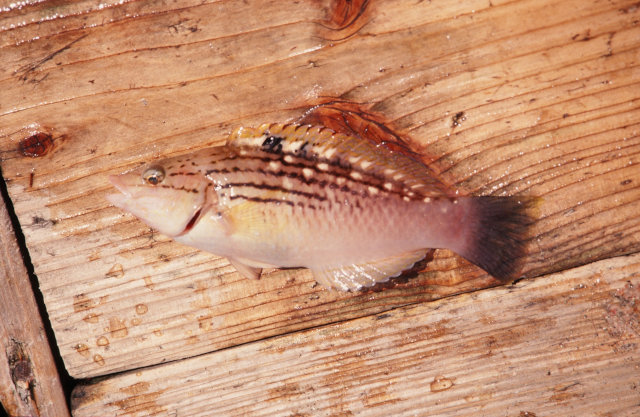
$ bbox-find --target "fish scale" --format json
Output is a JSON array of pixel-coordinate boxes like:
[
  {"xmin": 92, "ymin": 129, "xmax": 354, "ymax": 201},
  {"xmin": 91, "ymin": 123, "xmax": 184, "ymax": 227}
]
[{"xmin": 108, "ymin": 123, "xmax": 535, "ymax": 291}]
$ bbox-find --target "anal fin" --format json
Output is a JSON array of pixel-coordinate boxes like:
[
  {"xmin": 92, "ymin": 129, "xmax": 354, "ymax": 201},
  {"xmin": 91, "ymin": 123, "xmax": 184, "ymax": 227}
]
[
  {"xmin": 310, "ymin": 250, "xmax": 427, "ymax": 291},
  {"xmin": 228, "ymin": 258, "xmax": 263, "ymax": 280}
]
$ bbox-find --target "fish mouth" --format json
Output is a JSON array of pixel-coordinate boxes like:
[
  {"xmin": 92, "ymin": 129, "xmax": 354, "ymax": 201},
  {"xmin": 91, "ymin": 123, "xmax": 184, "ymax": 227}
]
[
  {"xmin": 106, "ymin": 175, "xmax": 134, "ymax": 209},
  {"xmin": 176, "ymin": 180, "xmax": 212, "ymax": 236},
  {"xmin": 177, "ymin": 207, "xmax": 203, "ymax": 236},
  {"xmin": 108, "ymin": 174, "xmax": 133, "ymax": 196}
]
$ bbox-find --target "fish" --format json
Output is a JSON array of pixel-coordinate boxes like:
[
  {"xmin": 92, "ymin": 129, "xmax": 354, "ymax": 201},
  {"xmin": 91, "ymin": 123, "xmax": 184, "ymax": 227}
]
[{"xmin": 107, "ymin": 123, "xmax": 534, "ymax": 291}]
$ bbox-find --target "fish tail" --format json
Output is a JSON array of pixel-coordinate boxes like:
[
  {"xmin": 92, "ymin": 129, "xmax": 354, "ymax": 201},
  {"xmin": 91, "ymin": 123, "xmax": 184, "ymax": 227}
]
[{"xmin": 458, "ymin": 196, "xmax": 540, "ymax": 281}]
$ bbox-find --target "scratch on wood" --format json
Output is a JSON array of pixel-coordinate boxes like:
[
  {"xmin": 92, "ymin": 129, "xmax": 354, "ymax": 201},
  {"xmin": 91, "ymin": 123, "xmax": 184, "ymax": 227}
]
[
  {"xmin": 17, "ymin": 33, "xmax": 88, "ymax": 82},
  {"xmin": 550, "ymin": 381, "xmax": 584, "ymax": 403}
]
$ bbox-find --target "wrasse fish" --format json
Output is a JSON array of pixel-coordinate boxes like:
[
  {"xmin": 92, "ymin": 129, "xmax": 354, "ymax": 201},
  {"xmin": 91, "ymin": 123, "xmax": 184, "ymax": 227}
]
[{"xmin": 108, "ymin": 123, "xmax": 533, "ymax": 291}]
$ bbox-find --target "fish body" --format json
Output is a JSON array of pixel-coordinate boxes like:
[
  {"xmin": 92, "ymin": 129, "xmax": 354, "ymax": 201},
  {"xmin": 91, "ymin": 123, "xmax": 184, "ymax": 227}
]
[{"xmin": 108, "ymin": 124, "xmax": 532, "ymax": 291}]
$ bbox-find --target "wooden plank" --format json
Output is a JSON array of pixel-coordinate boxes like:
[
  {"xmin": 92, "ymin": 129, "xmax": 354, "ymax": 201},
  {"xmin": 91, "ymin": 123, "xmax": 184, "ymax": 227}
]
[
  {"xmin": 0, "ymin": 0, "xmax": 639, "ymax": 379},
  {"xmin": 0, "ymin": 198, "xmax": 70, "ymax": 415},
  {"xmin": 70, "ymin": 253, "xmax": 640, "ymax": 416}
]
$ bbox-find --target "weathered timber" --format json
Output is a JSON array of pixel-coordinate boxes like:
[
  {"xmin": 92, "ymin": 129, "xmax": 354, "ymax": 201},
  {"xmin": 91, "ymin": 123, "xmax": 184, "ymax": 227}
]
[{"xmin": 71, "ymin": 253, "xmax": 640, "ymax": 416}]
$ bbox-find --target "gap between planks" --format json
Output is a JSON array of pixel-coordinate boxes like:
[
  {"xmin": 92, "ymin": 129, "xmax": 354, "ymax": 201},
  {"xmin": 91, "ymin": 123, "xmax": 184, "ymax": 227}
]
[{"xmin": 0, "ymin": 196, "xmax": 70, "ymax": 416}]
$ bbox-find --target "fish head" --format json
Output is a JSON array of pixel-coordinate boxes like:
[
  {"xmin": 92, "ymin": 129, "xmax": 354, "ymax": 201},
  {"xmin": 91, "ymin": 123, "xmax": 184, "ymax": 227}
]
[{"xmin": 107, "ymin": 159, "xmax": 213, "ymax": 237}]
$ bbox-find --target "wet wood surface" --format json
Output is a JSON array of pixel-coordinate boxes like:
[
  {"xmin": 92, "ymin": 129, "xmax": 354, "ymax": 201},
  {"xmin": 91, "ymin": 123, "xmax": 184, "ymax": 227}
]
[
  {"xmin": 1, "ymin": 0, "xmax": 639, "ymax": 414},
  {"xmin": 0, "ymin": 199, "xmax": 69, "ymax": 416},
  {"xmin": 71, "ymin": 253, "xmax": 640, "ymax": 416}
]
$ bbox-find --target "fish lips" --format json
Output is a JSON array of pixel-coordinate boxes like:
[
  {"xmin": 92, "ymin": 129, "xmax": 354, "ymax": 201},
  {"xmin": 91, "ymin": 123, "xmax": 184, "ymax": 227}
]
[{"xmin": 106, "ymin": 174, "xmax": 137, "ymax": 209}]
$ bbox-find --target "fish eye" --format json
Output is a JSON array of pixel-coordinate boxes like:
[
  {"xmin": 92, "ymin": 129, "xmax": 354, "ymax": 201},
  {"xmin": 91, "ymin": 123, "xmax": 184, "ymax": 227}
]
[{"xmin": 142, "ymin": 166, "xmax": 165, "ymax": 185}]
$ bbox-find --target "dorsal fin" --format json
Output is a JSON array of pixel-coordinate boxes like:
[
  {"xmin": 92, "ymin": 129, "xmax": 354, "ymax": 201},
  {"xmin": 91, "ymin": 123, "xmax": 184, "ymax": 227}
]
[{"xmin": 228, "ymin": 123, "xmax": 454, "ymax": 198}]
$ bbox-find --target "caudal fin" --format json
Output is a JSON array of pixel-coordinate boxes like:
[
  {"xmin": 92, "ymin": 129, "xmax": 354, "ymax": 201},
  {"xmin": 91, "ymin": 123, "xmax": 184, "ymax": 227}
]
[{"xmin": 458, "ymin": 196, "xmax": 538, "ymax": 281}]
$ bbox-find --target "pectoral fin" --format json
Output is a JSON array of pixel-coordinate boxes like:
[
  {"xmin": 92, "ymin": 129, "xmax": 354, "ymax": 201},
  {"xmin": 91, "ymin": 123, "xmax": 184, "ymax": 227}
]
[
  {"xmin": 310, "ymin": 250, "xmax": 427, "ymax": 291},
  {"xmin": 228, "ymin": 258, "xmax": 263, "ymax": 280}
]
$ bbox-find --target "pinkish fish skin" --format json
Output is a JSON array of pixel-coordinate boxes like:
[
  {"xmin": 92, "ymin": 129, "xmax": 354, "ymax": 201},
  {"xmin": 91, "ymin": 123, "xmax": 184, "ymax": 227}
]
[{"xmin": 107, "ymin": 123, "xmax": 534, "ymax": 291}]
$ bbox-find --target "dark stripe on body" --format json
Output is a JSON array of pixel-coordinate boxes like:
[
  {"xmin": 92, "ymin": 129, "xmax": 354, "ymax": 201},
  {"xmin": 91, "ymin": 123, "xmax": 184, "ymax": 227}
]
[
  {"xmin": 229, "ymin": 195, "xmax": 296, "ymax": 207},
  {"xmin": 220, "ymin": 182, "xmax": 328, "ymax": 202},
  {"xmin": 159, "ymin": 184, "xmax": 199, "ymax": 193},
  {"xmin": 203, "ymin": 151, "xmax": 413, "ymax": 202}
]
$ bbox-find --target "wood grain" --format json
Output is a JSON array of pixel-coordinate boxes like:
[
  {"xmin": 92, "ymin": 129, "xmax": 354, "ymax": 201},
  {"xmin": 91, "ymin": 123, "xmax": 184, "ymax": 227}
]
[
  {"xmin": 0, "ymin": 0, "xmax": 639, "ymax": 379},
  {"xmin": 0, "ymin": 198, "xmax": 69, "ymax": 416},
  {"xmin": 71, "ymin": 253, "xmax": 640, "ymax": 416}
]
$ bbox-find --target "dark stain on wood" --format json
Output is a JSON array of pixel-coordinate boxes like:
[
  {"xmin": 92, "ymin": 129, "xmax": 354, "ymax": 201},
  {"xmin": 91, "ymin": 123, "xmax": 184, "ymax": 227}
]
[
  {"xmin": 19, "ymin": 132, "xmax": 54, "ymax": 157},
  {"xmin": 71, "ymin": 382, "xmax": 106, "ymax": 410},
  {"xmin": 73, "ymin": 294, "xmax": 95, "ymax": 313},
  {"xmin": 430, "ymin": 375, "xmax": 454, "ymax": 392},
  {"xmin": 8, "ymin": 339, "xmax": 36, "ymax": 405},
  {"xmin": 31, "ymin": 215, "xmax": 58, "ymax": 227},
  {"xmin": 107, "ymin": 383, "xmax": 167, "ymax": 415},
  {"xmin": 451, "ymin": 111, "xmax": 466, "ymax": 128}
]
